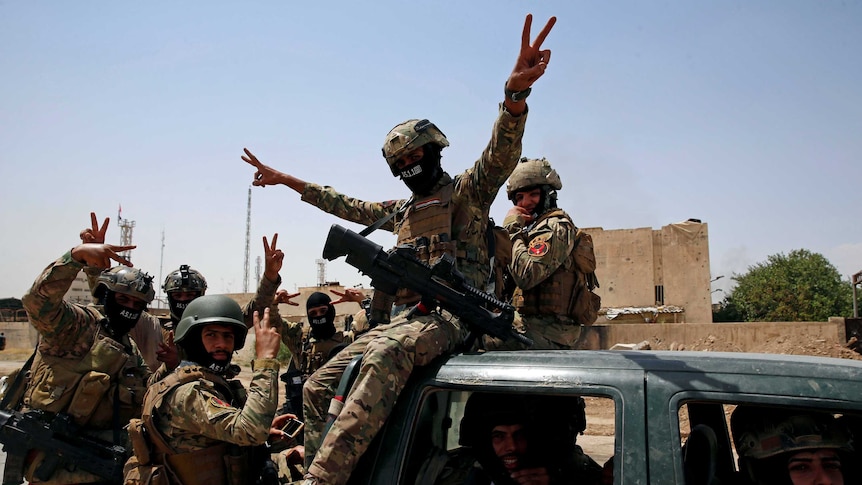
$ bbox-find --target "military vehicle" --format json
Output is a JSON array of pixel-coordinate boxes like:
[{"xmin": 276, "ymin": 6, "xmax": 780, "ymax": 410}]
[{"xmin": 331, "ymin": 349, "xmax": 862, "ymax": 484}]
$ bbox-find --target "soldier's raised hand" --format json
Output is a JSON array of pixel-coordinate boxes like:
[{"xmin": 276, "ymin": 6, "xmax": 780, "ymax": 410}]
[
  {"xmin": 79, "ymin": 212, "xmax": 109, "ymax": 244},
  {"xmin": 503, "ymin": 13, "xmax": 556, "ymax": 117},
  {"xmin": 275, "ymin": 289, "xmax": 301, "ymax": 306},
  {"xmin": 71, "ymin": 243, "xmax": 135, "ymax": 268},
  {"xmin": 263, "ymin": 234, "xmax": 285, "ymax": 281},
  {"xmin": 243, "ymin": 148, "xmax": 287, "ymax": 188},
  {"xmin": 330, "ymin": 288, "xmax": 365, "ymax": 305},
  {"xmin": 253, "ymin": 307, "xmax": 281, "ymax": 359}
]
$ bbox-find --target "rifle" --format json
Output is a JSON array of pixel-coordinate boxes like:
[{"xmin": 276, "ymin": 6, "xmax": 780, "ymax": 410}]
[
  {"xmin": 0, "ymin": 409, "xmax": 126, "ymax": 485},
  {"xmin": 322, "ymin": 224, "xmax": 532, "ymax": 347}
]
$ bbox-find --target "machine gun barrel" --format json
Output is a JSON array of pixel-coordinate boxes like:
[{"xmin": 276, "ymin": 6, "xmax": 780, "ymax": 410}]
[{"xmin": 323, "ymin": 224, "xmax": 532, "ymax": 346}]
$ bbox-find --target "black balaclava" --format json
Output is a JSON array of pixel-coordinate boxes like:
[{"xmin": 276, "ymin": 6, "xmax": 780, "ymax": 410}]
[
  {"xmin": 102, "ymin": 290, "xmax": 142, "ymax": 339},
  {"xmin": 307, "ymin": 291, "xmax": 336, "ymax": 341},
  {"xmin": 178, "ymin": 326, "xmax": 233, "ymax": 374},
  {"xmin": 399, "ymin": 145, "xmax": 443, "ymax": 195},
  {"xmin": 168, "ymin": 292, "xmax": 200, "ymax": 324}
]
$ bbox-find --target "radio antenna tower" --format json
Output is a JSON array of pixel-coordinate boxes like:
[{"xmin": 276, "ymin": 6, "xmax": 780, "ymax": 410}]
[
  {"xmin": 158, "ymin": 229, "xmax": 165, "ymax": 307},
  {"xmin": 255, "ymin": 256, "xmax": 262, "ymax": 286},
  {"xmin": 243, "ymin": 187, "xmax": 251, "ymax": 293},
  {"xmin": 117, "ymin": 205, "xmax": 135, "ymax": 264},
  {"xmin": 316, "ymin": 258, "xmax": 327, "ymax": 287}
]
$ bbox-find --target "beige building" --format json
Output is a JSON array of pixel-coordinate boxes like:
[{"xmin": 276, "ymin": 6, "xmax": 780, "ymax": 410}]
[{"xmin": 588, "ymin": 219, "xmax": 713, "ymax": 323}]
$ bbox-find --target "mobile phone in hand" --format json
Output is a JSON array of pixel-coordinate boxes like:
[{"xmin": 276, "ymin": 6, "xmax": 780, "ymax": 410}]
[{"xmin": 281, "ymin": 418, "xmax": 304, "ymax": 439}]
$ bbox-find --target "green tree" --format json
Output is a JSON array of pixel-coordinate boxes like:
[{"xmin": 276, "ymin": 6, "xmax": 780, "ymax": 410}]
[{"xmin": 715, "ymin": 249, "xmax": 852, "ymax": 322}]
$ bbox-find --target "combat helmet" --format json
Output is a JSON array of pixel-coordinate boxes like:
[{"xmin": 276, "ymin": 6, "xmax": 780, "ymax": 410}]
[
  {"xmin": 382, "ymin": 119, "xmax": 449, "ymax": 176},
  {"xmin": 163, "ymin": 264, "xmax": 208, "ymax": 294},
  {"xmin": 731, "ymin": 407, "xmax": 853, "ymax": 460},
  {"xmin": 506, "ymin": 157, "xmax": 562, "ymax": 201},
  {"xmin": 93, "ymin": 266, "xmax": 155, "ymax": 303},
  {"xmin": 175, "ymin": 295, "xmax": 248, "ymax": 350}
]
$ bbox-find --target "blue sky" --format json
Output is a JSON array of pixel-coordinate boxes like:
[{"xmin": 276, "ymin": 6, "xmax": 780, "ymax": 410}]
[{"xmin": 1, "ymin": 1, "xmax": 860, "ymax": 306}]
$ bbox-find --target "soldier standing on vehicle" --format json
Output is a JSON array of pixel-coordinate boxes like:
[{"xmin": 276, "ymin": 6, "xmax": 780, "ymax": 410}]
[
  {"xmin": 242, "ymin": 14, "xmax": 556, "ymax": 485},
  {"xmin": 487, "ymin": 157, "xmax": 600, "ymax": 351},
  {"xmin": 731, "ymin": 406, "xmax": 854, "ymax": 485},
  {"xmin": 125, "ymin": 296, "xmax": 293, "ymax": 485},
  {"xmin": 17, "ymin": 239, "xmax": 154, "ymax": 485}
]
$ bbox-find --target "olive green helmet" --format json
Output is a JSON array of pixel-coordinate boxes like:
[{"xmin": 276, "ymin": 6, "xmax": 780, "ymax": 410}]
[
  {"xmin": 731, "ymin": 406, "xmax": 853, "ymax": 460},
  {"xmin": 382, "ymin": 119, "xmax": 449, "ymax": 176},
  {"xmin": 175, "ymin": 295, "xmax": 248, "ymax": 350},
  {"xmin": 93, "ymin": 266, "xmax": 155, "ymax": 303},
  {"xmin": 506, "ymin": 157, "xmax": 562, "ymax": 200},
  {"xmin": 163, "ymin": 264, "xmax": 208, "ymax": 294}
]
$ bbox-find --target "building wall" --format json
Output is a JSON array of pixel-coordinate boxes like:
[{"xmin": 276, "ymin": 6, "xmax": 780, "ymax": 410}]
[{"xmin": 588, "ymin": 220, "xmax": 713, "ymax": 323}]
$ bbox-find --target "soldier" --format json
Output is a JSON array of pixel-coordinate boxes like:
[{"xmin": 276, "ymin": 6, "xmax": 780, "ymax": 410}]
[
  {"xmin": 126, "ymin": 295, "xmax": 290, "ymax": 485},
  {"xmin": 731, "ymin": 406, "xmax": 854, "ymax": 485},
  {"xmin": 19, "ymin": 240, "xmax": 154, "ymax": 485},
  {"xmin": 277, "ymin": 289, "xmax": 365, "ymax": 419},
  {"xmin": 489, "ymin": 157, "xmax": 600, "ymax": 351},
  {"xmin": 242, "ymin": 14, "xmax": 556, "ymax": 484},
  {"xmin": 80, "ymin": 212, "xmax": 181, "ymax": 371},
  {"xmin": 432, "ymin": 393, "xmax": 601, "ymax": 485}
]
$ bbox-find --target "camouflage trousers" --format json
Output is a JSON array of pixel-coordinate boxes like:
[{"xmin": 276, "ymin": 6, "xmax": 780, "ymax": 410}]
[
  {"xmin": 302, "ymin": 311, "xmax": 466, "ymax": 484},
  {"xmin": 482, "ymin": 313, "xmax": 586, "ymax": 351}
]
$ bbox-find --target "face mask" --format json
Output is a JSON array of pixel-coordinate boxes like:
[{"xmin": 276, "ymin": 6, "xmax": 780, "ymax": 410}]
[
  {"xmin": 168, "ymin": 295, "xmax": 197, "ymax": 322},
  {"xmin": 103, "ymin": 291, "xmax": 142, "ymax": 338},
  {"xmin": 310, "ymin": 316, "xmax": 336, "ymax": 341},
  {"xmin": 400, "ymin": 148, "xmax": 443, "ymax": 195}
]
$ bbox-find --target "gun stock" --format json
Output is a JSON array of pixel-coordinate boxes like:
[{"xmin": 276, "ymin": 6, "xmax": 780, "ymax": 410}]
[{"xmin": 323, "ymin": 224, "xmax": 532, "ymax": 347}]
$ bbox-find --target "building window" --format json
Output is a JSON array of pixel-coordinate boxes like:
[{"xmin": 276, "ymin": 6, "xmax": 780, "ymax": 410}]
[{"xmin": 655, "ymin": 285, "xmax": 665, "ymax": 305}]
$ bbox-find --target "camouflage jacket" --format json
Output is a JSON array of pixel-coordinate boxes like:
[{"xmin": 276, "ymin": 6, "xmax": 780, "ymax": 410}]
[
  {"xmin": 153, "ymin": 359, "xmax": 279, "ymax": 453},
  {"xmin": 504, "ymin": 209, "xmax": 578, "ymax": 292},
  {"xmin": 23, "ymin": 251, "xmax": 149, "ymax": 363},
  {"xmin": 301, "ymin": 104, "xmax": 527, "ymax": 289}
]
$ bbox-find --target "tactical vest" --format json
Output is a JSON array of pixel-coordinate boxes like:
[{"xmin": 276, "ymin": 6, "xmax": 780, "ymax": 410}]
[
  {"xmin": 300, "ymin": 332, "xmax": 350, "ymax": 376},
  {"xmin": 23, "ymin": 324, "xmax": 148, "ymax": 428},
  {"xmin": 369, "ymin": 177, "xmax": 491, "ymax": 322},
  {"xmin": 126, "ymin": 366, "xmax": 248, "ymax": 485},
  {"xmin": 513, "ymin": 210, "xmax": 600, "ymax": 325}
]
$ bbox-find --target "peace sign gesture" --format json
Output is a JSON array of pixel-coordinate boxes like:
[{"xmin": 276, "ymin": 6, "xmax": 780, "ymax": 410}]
[
  {"xmin": 71, "ymin": 243, "xmax": 136, "ymax": 268},
  {"xmin": 263, "ymin": 233, "xmax": 285, "ymax": 281},
  {"xmin": 275, "ymin": 289, "xmax": 301, "ymax": 306},
  {"xmin": 330, "ymin": 288, "xmax": 366, "ymax": 305},
  {"xmin": 504, "ymin": 14, "xmax": 557, "ymax": 115},
  {"xmin": 79, "ymin": 212, "xmax": 110, "ymax": 244}
]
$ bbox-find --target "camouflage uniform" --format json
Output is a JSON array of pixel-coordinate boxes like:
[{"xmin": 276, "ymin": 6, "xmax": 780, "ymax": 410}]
[
  {"xmin": 85, "ymin": 266, "xmax": 165, "ymax": 371},
  {"xmin": 488, "ymin": 209, "xmax": 587, "ymax": 350},
  {"xmin": 21, "ymin": 251, "xmax": 152, "ymax": 485},
  {"xmin": 302, "ymin": 105, "xmax": 526, "ymax": 483},
  {"xmin": 148, "ymin": 359, "xmax": 279, "ymax": 484}
]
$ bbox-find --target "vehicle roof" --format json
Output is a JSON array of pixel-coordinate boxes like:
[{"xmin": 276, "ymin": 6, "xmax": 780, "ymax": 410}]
[{"xmin": 433, "ymin": 350, "xmax": 862, "ymax": 383}]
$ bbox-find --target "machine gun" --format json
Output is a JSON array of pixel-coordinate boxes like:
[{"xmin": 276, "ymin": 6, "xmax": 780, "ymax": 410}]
[
  {"xmin": 0, "ymin": 408, "xmax": 126, "ymax": 485},
  {"xmin": 322, "ymin": 224, "xmax": 532, "ymax": 347}
]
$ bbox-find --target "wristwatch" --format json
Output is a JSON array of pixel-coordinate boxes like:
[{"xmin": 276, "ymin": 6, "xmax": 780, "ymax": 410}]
[{"xmin": 505, "ymin": 85, "xmax": 532, "ymax": 102}]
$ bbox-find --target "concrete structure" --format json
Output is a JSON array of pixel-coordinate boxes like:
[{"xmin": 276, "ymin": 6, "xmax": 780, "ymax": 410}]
[{"xmin": 589, "ymin": 219, "xmax": 712, "ymax": 323}]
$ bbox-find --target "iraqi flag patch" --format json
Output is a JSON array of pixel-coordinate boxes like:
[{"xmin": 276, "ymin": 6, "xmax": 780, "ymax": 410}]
[
  {"xmin": 414, "ymin": 198, "xmax": 442, "ymax": 211},
  {"xmin": 528, "ymin": 236, "xmax": 550, "ymax": 257}
]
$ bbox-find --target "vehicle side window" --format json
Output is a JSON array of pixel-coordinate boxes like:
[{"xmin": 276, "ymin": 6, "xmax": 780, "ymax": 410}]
[
  {"xmin": 408, "ymin": 391, "xmax": 616, "ymax": 485},
  {"xmin": 678, "ymin": 401, "xmax": 862, "ymax": 485}
]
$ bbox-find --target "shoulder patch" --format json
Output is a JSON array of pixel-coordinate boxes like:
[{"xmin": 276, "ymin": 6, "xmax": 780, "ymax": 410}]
[
  {"xmin": 528, "ymin": 235, "xmax": 550, "ymax": 257},
  {"xmin": 209, "ymin": 396, "xmax": 232, "ymax": 409}
]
